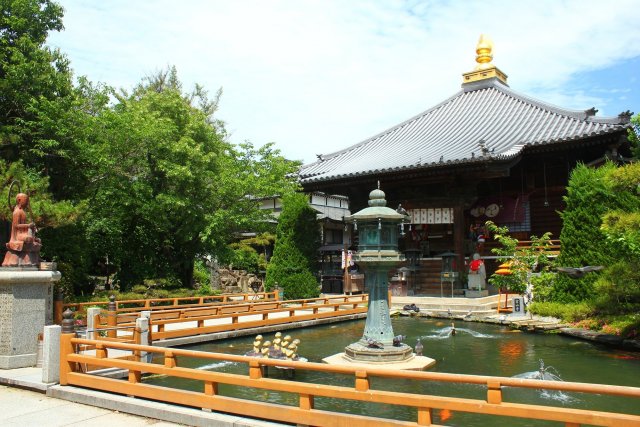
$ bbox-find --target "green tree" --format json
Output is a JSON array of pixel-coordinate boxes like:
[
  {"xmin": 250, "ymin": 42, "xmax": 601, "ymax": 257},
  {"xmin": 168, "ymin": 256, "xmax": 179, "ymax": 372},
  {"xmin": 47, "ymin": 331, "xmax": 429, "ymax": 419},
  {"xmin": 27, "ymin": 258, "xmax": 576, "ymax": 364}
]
[
  {"xmin": 554, "ymin": 162, "xmax": 640, "ymax": 302},
  {"xmin": 485, "ymin": 221, "xmax": 553, "ymax": 295},
  {"xmin": 1, "ymin": 1, "xmax": 98, "ymax": 295},
  {"xmin": 0, "ymin": 0, "xmax": 90, "ymax": 197},
  {"xmin": 84, "ymin": 68, "xmax": 299, "ymax": 289},
  {"xmin": 265, "ymin": 192, "xmax": 320, "ymax": 299}
]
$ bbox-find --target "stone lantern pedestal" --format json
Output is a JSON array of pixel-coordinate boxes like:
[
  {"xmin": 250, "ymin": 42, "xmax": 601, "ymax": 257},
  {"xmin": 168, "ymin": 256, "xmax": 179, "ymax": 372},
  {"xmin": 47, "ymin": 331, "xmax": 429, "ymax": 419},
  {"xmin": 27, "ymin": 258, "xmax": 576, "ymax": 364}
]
[{"xmin": 0, "ymin": 266, "xmax": 61, "ymax": 369}]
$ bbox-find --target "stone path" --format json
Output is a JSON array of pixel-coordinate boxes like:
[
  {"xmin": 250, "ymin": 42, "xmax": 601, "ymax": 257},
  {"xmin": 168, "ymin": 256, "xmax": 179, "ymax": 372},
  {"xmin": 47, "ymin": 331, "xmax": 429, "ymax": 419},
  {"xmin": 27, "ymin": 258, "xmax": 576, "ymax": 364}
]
[{"xmin": 0, "ymin": 385, "xmax": 183, "ymax": 426}]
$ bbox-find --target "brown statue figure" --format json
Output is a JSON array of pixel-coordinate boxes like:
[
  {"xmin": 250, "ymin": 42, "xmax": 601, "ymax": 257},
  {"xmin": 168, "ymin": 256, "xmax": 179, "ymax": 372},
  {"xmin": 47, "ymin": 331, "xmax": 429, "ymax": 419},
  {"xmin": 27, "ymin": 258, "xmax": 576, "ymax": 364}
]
[{"xmin": 2, "ymin": 193, "xmax": 41, "ymax": 267}]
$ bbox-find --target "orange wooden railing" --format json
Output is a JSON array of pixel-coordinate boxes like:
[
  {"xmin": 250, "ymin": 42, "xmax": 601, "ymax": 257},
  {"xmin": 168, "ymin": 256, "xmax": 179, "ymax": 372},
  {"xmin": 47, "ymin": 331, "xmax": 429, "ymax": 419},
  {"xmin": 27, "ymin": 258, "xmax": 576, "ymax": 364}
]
[
  {"xmin": 57, "ymin": 291, "xmax": 277, "ymax": 324},
  {"xmin": 92, "ymin": 294, "xmax": 369, "ymax": 342},
  {"xmin": 60, "ymin": 336, "xmax": 640, "ymax": 427}
]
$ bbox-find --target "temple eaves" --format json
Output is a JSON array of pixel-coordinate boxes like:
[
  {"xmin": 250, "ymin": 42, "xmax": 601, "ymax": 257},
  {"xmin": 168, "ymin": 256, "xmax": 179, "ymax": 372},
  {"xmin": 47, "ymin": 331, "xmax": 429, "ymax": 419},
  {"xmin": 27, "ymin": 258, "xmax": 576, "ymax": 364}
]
[{"xmin": 462, "ymin": 34, "xmax": 508, "ymax": 86}]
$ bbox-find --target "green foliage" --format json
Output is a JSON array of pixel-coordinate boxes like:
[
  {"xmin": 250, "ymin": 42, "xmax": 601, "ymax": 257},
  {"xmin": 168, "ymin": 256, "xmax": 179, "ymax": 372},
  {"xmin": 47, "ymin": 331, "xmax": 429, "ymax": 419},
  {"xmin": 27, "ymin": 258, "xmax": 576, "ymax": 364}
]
[
  {"xmin": 555, "ymin": 163, "xmax": 640, "ymax": 302},
  {"xmin": 278, "ymin": 271, "xmax": 320, "ymax": 300},
  {"xmin": 528, "ymin": 301, "xmax": 594, "ymax": 322},
  {"xmin": 485, "ymin": 221, "xmax": 553, "ymax": 294},
  {"xmin": 226, "ymin": 233, "xmax": 275, "ymax": 274},
  {"xmin": 192, "ymin": 259, "xmax": 210, "ymax": 288},
  {"xmin": 80, "ymin": 68, "xmax": 300, "ymax": 290},
  {"xmin": 265, "ymin": 192, "xmax": 320, "ymax": 299},
  {"xmin": 628, "ymin": 113, "xmax": 640, "ymax": 159},
  {"xmin": 530, "ymin": 271, "xmax": 558, "ymax": 303},
  {"xmin": 592, "ymin": 260, "xmax": 640, "ymax": 314}
]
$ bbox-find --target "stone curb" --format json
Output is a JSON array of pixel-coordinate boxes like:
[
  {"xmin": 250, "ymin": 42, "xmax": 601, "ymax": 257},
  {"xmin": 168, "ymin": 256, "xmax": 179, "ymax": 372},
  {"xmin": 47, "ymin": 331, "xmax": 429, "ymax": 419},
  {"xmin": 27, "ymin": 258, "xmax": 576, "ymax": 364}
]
[{"xmin": 48, "ymin": 385, "xmax": 287, "ymax": 427}]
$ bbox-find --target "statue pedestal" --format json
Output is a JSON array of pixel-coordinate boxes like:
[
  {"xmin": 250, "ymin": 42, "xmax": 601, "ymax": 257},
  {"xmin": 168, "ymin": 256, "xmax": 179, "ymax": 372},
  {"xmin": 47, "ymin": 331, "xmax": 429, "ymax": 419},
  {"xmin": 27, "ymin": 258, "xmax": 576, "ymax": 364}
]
[{"xmin": 0, "ymin": 267, "xmax": 61, "ymax": 369}]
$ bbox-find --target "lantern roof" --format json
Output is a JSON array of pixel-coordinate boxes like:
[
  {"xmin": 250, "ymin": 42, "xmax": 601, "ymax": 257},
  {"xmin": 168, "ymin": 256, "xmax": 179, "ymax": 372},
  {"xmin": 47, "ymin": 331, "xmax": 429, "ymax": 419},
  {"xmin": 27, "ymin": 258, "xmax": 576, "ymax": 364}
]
[{"xmin": 345, "ymin": 186, "xmax": 407, "ymax": 222}]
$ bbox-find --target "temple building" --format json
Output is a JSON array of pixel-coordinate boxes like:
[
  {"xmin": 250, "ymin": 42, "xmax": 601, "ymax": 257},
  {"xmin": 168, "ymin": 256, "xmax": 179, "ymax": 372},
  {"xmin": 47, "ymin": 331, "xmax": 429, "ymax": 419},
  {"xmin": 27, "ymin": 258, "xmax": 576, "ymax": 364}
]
[{"xmin": 299, "ymin": 35, "xmax": 634, "ymax": 295}]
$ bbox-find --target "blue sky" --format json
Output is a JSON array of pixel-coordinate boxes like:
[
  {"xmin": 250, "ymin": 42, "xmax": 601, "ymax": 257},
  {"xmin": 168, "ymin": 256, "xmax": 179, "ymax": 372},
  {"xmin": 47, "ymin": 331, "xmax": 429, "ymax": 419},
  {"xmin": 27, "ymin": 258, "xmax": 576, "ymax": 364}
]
[{"xmin": 47, "ymin": 0, "xmax": 640, "ymax": 164}]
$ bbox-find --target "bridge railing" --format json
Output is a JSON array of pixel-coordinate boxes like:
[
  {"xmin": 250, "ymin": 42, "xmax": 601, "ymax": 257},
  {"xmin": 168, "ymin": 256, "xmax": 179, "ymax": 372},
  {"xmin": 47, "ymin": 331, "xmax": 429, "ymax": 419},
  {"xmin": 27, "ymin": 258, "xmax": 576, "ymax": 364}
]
[
  {"xmin": 59, "ymin": 336, "xmax": 640, "ymax": 427},
  {"xmin": 91, "ymin": 294, "xmax": 369, "ymax": 342},
  {"xmin": 57, "ymin": 291, "xmax": 277, "ymax": 324}
]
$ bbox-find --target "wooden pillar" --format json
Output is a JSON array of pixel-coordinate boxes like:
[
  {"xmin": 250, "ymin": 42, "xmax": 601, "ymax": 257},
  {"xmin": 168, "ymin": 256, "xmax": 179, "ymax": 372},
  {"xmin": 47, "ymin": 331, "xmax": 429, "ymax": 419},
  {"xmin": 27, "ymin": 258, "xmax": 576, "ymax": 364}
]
[{"xmin": 453, "ymin": 205, "xmax": 466, "ymax": 280}]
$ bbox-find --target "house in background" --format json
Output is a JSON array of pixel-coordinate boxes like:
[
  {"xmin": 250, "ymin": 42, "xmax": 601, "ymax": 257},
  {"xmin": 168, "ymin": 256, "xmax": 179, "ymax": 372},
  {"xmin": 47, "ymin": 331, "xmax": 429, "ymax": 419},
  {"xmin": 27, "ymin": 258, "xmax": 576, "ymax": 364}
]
[{"xmin": 298, "ymin": 35, "xmax": 633, "ymax": 295}]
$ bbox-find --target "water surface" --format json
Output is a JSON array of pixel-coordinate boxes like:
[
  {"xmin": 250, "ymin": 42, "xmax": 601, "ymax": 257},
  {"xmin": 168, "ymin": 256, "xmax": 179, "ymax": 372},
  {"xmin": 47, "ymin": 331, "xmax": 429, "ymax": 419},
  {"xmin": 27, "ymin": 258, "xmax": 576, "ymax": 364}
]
[{"xmin": 146, "ymin": 317, "xmax": 640, "ymax": 426}]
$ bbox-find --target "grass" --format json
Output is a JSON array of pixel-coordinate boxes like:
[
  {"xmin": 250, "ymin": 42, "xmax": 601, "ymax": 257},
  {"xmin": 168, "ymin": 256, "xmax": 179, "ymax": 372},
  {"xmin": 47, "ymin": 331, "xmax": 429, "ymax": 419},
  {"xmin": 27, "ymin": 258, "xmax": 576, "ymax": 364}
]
[{"xmin": 529, "ymin": 301, "xmax": 640, "ymax": 339}]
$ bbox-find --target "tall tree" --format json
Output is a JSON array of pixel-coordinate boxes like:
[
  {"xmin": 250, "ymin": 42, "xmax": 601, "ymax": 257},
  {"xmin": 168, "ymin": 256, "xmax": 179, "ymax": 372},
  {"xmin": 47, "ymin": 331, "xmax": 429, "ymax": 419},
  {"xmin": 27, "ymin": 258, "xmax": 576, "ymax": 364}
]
[
  {"xmin": 85, "ymin": 68, "xmax": 300, "ymax": 289},
  {"xmin": 0, "ymin": 0, "xmax": 89, "ymax": 198},
  {"xmin": 265, "ymin": 192, "xmax": 320, "ymax": 299}
]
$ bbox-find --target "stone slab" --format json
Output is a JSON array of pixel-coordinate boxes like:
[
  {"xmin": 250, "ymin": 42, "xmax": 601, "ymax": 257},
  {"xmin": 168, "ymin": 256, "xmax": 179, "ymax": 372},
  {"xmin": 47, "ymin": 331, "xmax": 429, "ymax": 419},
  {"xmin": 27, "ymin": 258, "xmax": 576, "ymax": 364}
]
[
  {"xmin": 0, "ymin": 353, "xmax": 37, "ymax": 370},
  {"xmin": 465, "ymin": 289, "xmax": 489, "ymax": 298},
  {"xmin": 49, "ymin": 385, "xmax": 289, "ymax": 427},
  {"xmin": 323, "ymin": 352, "xmax": 436, "ymax": 370}
]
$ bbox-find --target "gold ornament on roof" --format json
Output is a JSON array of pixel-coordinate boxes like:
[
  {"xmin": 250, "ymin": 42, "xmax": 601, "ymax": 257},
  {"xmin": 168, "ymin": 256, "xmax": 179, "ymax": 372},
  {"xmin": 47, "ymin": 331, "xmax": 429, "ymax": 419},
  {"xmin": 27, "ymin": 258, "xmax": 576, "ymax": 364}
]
[
  {"xmin": 462, "ymin": 34, "xmax": 508, "ymax": 85},
  {"xmin": 474, "ymin": 34, "xmax": 494, "ymax": 70}
]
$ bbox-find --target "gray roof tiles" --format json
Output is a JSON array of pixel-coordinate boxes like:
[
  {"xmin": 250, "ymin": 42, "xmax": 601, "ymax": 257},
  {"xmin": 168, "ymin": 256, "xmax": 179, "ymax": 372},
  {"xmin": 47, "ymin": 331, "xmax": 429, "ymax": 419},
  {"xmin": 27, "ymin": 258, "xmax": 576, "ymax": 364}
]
[{"xmin": 299, "ymin": 79, "xmax": 629, "ymax": 184}]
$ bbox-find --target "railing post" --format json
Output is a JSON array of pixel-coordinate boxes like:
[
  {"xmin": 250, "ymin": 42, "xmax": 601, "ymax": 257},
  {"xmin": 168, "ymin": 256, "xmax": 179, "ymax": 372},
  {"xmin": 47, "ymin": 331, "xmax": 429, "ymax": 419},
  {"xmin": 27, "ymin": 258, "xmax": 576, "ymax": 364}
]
[
  {"xmin": 165, "ymin": 351, "xmax": 176, "ymax": 368},
  {"xmin": 300, "ymin": 394, "xmax": 314, "ymax": 410},
  {"xmin": 42, "ymin": 324, "xmax": 61, "ymax": 384},
  {"xmin": 107, "ymin": 295, "xmax": 117, "ymax": 339},
  {"xmin": 249, "ymin": 360, "xmax": 263, "ymax": 379},
  {"xmin": 86, "ymin": 307, "xmax": 101, "ymax": 340},
  {"xmin": 355, "ymin": 371, "xmax": 369, "ymax": 391},
  {"xmin": 54, "ymin": 291, "xmax": 64, "ymax": 325},
  {"xmin": 487, "ymin": 380, "xmax": 502, "ymax": 404},
  {"xmin": 417, "ymin": 408, "xmax": 433, "ymax": 426},
  {"xmin": 134, "ymin": 315, "xmax": 149, "ymax": 363},
  {"xmin": 59, "ymin": 308, "xmax": 76, "ymax": 386},
  {"xmin": 204, "ymin": 381, "xmax": 218, "ymax": 396},
  {"xmin": 95, "ymin": 343, "xmax": 107, "ymax": 359},
  {"xmin": 141, "ymin": 310, "xmax": 152, "ymax": 344}
]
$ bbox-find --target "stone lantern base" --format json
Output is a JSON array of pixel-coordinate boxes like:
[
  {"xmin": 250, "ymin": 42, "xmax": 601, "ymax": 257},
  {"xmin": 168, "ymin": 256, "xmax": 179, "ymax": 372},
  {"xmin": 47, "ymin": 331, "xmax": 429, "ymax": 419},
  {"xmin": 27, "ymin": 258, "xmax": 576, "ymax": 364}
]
[{"xmin": 344, "ymin": 341, "xmax": 414, "ymax": 363}]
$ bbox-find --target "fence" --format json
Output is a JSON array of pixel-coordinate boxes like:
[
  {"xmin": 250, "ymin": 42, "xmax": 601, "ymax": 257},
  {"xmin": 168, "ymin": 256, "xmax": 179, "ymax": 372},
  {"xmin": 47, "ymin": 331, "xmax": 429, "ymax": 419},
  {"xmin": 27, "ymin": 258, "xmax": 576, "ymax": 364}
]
[
  {"xmin": 59, "ymin": 335, "xmax": 640, "ymax": 427},
  {"xmin": 91, "ymin": 294, "xmax": 369, "ymax": 342},
  {"xmin": 55, "ymin": 291, "xmax": 277, "ymax": 324}
]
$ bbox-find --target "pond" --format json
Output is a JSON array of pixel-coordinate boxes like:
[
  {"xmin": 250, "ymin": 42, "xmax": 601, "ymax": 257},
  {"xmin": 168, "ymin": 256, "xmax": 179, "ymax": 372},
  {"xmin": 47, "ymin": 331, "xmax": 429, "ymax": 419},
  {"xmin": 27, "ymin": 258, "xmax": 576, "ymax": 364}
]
[{"xmin": 145, "ymin": 317, "xmax": 640, "ymax": 426}]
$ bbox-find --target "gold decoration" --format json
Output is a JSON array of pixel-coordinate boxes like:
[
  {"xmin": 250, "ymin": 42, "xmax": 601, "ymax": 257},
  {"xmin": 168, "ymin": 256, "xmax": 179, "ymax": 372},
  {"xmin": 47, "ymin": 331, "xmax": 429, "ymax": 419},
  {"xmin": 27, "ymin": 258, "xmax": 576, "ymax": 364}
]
[{"xmin": 462, "ymin": 34, "xmax": 508, "ymax": 85}]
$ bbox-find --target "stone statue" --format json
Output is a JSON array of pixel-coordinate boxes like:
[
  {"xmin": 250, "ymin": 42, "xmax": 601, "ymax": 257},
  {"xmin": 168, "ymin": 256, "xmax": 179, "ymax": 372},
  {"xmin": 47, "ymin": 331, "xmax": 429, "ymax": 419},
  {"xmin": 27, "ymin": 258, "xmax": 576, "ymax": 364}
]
[
  {"xmin": 2, "ymin": 193, "xmax": 41, "ymax": 267},
  {"xmin": 467, "ymin": 253, "xmax": 486, "ymax": 290}
]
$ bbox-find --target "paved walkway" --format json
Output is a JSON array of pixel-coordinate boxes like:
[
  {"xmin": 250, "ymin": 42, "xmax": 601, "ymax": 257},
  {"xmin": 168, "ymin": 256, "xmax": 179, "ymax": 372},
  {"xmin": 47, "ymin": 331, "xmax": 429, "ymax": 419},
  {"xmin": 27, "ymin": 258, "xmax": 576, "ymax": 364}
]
[{"xmin": 0, "ymin": 384, "xmax": 183, "ymax": 426}]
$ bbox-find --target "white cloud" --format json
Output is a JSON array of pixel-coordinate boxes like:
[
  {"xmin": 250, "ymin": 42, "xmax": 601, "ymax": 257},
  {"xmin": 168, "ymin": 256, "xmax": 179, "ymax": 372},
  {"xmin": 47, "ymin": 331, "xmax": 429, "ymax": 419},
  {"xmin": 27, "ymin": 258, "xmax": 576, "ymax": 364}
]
[{"xmin": 48, "ymin": 0, "xmax": 640, "ymax": 163}]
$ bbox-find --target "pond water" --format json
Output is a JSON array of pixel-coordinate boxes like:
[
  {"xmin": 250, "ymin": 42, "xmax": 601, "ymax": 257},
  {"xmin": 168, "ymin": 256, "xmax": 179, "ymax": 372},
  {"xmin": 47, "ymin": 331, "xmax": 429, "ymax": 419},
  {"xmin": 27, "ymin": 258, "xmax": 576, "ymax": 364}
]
[{"xmin": 145, "ymin": 317, "xmax": 640, "ymax": 426}]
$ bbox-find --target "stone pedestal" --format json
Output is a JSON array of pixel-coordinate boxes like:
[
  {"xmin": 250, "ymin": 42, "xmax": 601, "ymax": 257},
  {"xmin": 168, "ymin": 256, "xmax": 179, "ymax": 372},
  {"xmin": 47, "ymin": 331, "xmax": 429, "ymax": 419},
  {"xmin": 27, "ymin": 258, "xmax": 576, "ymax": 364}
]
[{"xmin": 0, "ymin": 267, "xmax": 61, "ymax": 369}]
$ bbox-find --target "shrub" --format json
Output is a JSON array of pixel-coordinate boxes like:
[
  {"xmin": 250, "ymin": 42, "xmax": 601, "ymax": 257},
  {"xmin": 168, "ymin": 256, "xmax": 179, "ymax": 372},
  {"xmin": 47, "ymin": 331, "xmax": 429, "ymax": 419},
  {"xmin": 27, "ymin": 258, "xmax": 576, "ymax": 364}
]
[
  {"xmin": 265, "ymin": 192, "xmax": 320, "ymax": 299},
  {"xmin": 530, "ymin": 272, "xmax": 557, "ymax": 303},
  {"xmin": 592, "ymin": 261, "xmax": 640, "ymax": 314},
  {"xmin": 528, "ymin": 301, "xmax": 593, "ymax": 322},
  {"xmin": 278, "ymin": 271, "xmax": 320, "ymax": 300},
  {"xmin": 555, "ymin": 163, "xmax": 640, "ymax": 302}
]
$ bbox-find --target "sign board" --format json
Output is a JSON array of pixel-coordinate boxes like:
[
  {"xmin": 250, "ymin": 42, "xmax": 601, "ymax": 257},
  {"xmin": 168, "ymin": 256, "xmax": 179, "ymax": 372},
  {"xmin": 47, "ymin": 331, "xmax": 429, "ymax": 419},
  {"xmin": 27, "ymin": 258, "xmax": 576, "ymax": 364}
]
[{"xmin": 510, "ymin": 296, "xmax": 526, "ymax": 317}]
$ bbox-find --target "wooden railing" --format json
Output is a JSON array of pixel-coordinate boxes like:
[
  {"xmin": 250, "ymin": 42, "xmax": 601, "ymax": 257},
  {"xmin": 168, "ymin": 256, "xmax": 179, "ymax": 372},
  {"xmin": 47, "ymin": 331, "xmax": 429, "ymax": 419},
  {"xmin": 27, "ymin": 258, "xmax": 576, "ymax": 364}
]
[
  {"xmin": 92, "ymin": 294, "xmax": 369, "ymax": 342},
  {"xmin": 56, "ymin": 292, "xmax": 277, "ymax": 324},
  {"xmin": 59, "ymin": 336, "xmax": 640, "ymax": 427},
  {"xmin": 516, "ymin": 239, "xmax": 561, "ymax": 256}
]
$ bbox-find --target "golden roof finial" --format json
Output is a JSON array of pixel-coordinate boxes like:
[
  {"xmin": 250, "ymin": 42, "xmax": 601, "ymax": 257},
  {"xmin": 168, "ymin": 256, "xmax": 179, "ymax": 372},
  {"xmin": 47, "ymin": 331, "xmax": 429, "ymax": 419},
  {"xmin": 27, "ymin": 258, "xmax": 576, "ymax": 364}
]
[
  {"xmin": 462, "ymin": 34, "xmax": 508, "ymax": 86},
  {"xmin": 475, "ymin": 34, "xmax": 493, "ymax": 70}
]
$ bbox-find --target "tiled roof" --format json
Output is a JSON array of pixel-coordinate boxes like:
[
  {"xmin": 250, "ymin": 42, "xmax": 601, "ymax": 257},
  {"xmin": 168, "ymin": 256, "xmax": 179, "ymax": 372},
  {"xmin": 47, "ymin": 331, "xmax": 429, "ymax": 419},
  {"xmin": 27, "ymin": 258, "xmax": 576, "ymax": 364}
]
[{"xmin": 299, "ymin": 78, "xmax": 630, "ymax": 184}]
